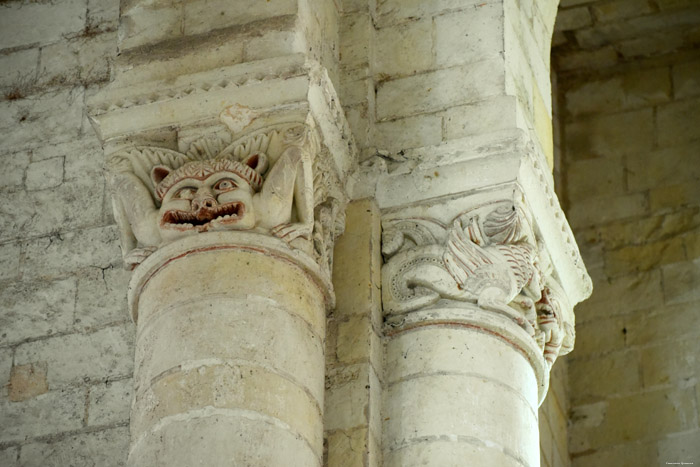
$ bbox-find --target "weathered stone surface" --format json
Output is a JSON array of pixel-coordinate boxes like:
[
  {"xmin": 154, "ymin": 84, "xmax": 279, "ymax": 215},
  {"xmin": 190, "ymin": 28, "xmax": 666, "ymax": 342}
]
[
  {"xmin": 673, "ymin": 59, "xmax": 700, "ymax": 99},
  {"xmin": 14, "ymin": 324, "xmax": 134, "ymax": 387},
  {"xmin": 555, "ymin": 7, "xmax": 592, "ymax": 31},
  {"xmin": 0, "ymin": 0, "xmax": 87, "ymax": 50},
  {"xmin": 326, "ymin": 426, "xmax": 367, "ymax": 467},
  {"xmin": 604, "ymin": 236, "xmax": 685, "ymax": 277},
  {"xmin": 339, "ymin": 13, "xmax": 371, "ymax": 71},
  {"xmin": 564, "ymin": 109, "xmax": 653, "ymax": 160},
  {"xmin": 373, "ymin": 114, "xmax": 442, "ymax": 152},
  {"xmin": 376, "ymin": 0, "xmax": 482, "ymax": 28},
  {"xmin": 75, "ymin": 266, "xmax": 130, "ymax": 328},
  {"xmin": 570, "ymin": 316, "xmax": 626, "ymax": 358},
  {"xmin": 657, "ymin": 430, "xmax": 700, "ymax": 465},
  {"xmin": 434, "ymin": 4, "xmax": 504, "ymax": 67},
  {"xmin": 376, "ymin": 59, "xmax": 505, "ymax": 120},
  {"xmin": 0, "ymin": 277, "xmax": 76, "ymax": 346},
  {"xmin": 25, "ymin": 157, "xmax": 64, "ymax": 191},
  {"xmin": 656, "ymin": 98, "xmax": 700, "ymax": 148},
  {"xmin": 87, "ymin": 378, "xmax": 132, "ymax": 426},
  {"xmin": 569, "ymin": 351, "xmax": 641, "ymax": 404},
  {"xmin": 0, "ymin": 388, "xmax": 85, "ymax": 443},
  {"xmin": 624, "ymin": 301, "xmax": 700, "ymax": 346},
  {"xmin": 0, "ymin": 49, "xmax": 39, "ymax": 96},
  {"xmin": 0, "ymin": 447, "xmax": 18, "ymax": 466},
  {"xmin": 568, "ymin": 193, "xmax": 648, "ymax": 229},
  {"xmin": 21, "ymin": 225, "xmax": 121, "ymax": 280},
  {"xmin": 0, "ymin": 240, "xmax": 21, "ymax": 283},
  {"xmin": 565, "ymin": 68, "xmax": 671, "ymax": 116},
  {"xmin": 8, "ymin": 362, "xmax": 49, "ymax": 402},
  {"xmin": 571, "ymin": 441, "xmax": 658, "ymax": 467},
  {"xmin": 19, "ymin": 426, "xmax": 129, "ymax": 467},
  {"xmin": 662, "ymin": 257, "xmax": 700, "ymax": 305},
  {"xmin": 566, "ymin": 156, "xmax": 625, "ymax": 200},
  {"xmin": 569, "ymin": 387, "xmax": 698, "ymax": 453},
  {"xmin": 374, "ymin": 19, "xmax": 432, "ymax": 77},
  {"xmin": 641, "ymin": 337, "xmax": 700, "ymax": 387}
]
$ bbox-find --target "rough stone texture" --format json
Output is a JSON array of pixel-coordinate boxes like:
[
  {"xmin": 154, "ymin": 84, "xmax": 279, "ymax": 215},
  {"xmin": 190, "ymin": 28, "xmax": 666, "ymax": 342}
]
[
  {"xmin": 556, "ymin": 4, "xmax": 700, "ymax": 463},
  {"xmin": 0, "ymin": 0, "xmax": 131, "ymax": 460}
]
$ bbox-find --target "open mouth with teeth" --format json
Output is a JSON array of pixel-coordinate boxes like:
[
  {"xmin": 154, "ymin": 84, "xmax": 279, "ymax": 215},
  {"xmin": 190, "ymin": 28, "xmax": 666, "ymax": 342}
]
[{"xmin": 161, "ymin": 202, "xmax": 245, "ymax": 232}]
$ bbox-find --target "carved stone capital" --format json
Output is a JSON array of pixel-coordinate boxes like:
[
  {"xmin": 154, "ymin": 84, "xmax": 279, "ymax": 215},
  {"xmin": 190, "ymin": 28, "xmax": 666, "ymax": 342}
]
[
  {"xmin": 106, "ymin": 110, "xmax": 346, "ymax": 292},
  {"xmin": 382, "ymin": 200, "xmax": 575, "ymax": 375}
]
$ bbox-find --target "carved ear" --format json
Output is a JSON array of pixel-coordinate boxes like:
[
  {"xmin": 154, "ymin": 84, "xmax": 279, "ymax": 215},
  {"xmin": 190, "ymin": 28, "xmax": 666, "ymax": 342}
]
[
  {"xmin": 150, "ymin": 165, "xmax": 172, "ymax": 186},
  {"xmin": 242, "ymin": 153, "xmax": 269, "ymax": 175}
]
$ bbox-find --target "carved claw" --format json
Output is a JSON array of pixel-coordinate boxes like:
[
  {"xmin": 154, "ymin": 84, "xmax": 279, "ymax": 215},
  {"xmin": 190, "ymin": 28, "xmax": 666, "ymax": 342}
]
[
  {"xmin": 271, "ymin": 223, "xmax": 312, "ymax": 242},
  {"xmin": 123, "ymin": 246, "xmax": 158, "ymax": 270}
]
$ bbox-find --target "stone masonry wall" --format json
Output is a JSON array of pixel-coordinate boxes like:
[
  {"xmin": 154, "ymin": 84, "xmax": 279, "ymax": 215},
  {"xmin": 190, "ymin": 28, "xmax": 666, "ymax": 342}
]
[
  {"xmin": 0, "ymin": 0, "xmax": 133, "ymax": 465},
  {"xmin": 559, "ymin": 47, "xmax": 700, "ymax": 466}
]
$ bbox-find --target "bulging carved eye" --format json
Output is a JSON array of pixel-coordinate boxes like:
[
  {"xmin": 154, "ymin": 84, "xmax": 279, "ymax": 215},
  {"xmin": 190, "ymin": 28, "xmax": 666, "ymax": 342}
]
[
  {"xmin": 214, "ymin": 178, "xmax": 237, "ymax": 192},
  {"xmin": 174, "ymin": 187, "xmax": 196, "ymax": 199}
]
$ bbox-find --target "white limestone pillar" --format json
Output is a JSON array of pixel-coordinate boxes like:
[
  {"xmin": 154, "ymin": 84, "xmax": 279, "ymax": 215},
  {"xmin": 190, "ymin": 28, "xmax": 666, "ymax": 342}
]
[
  {"xmin": 379, "ymin": 200, "xmax": 584, "ymax": 467},
  {"xmin": 127, "ymin": 233, "xmax": 329, "ymax": 466},
  {"xmin": 93, "ymin": 115, "xmax": 348, "ymax": 466}
]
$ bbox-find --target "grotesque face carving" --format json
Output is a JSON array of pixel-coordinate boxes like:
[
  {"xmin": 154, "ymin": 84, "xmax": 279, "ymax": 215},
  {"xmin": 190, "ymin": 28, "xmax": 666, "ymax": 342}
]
[{"xmin": 152, "ymin": 155, "xmax": 266, "ymax": 242}]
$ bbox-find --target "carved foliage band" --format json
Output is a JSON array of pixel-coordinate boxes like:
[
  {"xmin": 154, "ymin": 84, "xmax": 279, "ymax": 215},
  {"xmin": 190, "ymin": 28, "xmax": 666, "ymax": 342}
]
[{"xmin": 381, "ymin": 202, "xmax": 575, "ymax": 366}]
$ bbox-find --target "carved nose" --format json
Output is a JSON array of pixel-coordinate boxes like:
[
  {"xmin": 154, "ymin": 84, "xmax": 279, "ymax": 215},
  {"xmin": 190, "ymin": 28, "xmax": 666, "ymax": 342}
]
[{"xmin": 192, "ymin": 197, "xmax": 216, "ymax": 211}]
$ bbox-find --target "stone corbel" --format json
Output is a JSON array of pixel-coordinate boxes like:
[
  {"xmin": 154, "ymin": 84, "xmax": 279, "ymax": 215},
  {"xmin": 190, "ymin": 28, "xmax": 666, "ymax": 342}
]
[
  {"xmin": 105, "ymin": 109, "xmax": 346, "ymax": 283},
  {"xmin": 381, "ymin": 200, "xmax": 575, "ymax": 372}
]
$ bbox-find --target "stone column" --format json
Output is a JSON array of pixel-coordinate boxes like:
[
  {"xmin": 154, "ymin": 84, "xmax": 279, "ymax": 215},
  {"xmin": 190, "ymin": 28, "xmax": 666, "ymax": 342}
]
[
  {"xmin": 90, "ymin": 105, "xmax": 349, "ymax": 466},
  {"xmin": 127, "ymin": 232, "xmax": 329, "ymax": 465},
  {"xmin": 380, "ymin": 202, "xmax": 576, "ymax": 467}
]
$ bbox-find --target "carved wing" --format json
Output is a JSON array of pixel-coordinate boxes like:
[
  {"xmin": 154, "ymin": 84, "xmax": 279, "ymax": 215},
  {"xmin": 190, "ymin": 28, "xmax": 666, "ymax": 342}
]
[{"xmin": 443, "ymin": 218, "xmax": 497, "ymax": 287}]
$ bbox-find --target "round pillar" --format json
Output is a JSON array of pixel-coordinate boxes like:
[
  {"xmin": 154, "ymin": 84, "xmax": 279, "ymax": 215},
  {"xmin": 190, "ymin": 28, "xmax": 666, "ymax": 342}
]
[
  {"xmin": 126, "ymin": 232, "xmax": 331, "ymax": 467},
  {"xmin": 382, "ymin": 304, "xmax": 547, "ymax": 467}
]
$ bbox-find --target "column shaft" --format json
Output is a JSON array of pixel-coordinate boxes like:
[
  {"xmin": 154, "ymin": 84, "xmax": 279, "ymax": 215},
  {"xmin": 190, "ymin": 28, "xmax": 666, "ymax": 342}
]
[{"xmin": 127, "ymin": 235, "xmax": 326, "ymax": 466}]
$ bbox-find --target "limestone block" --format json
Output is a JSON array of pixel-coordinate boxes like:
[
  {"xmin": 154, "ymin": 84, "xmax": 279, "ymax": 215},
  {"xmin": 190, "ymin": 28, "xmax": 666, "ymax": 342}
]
[
  {"xmin": 642, "ymin": 338, "xmax": 700, "ymax": 387},
  {"xmin": 75, "ymin": 266, "xmax": 130, "ymax": 328},
  {"xmin": 0, "ymin": 87, "xmax": 84, "ymax": 153},
  {"xmin": 14, "ymin": 324, "xmax": 134, "ymax": 387},
  {"xmin": 135, "ymin": 300, "xmax": 324, "ymax": 402},
  {"xmin": 566, "ymin": 156, "xmax": 625, "ymax": 200},
  {"xmin": 565, "ymin": 109, "xmax": 653, "ymax": 160},
  {"xmin": 0, "ymin": 48, "xmax": 39, "ymax": 96},
  {"xmin": 443, "ymin": 95, "xmax": 521, "ymax": 140},
  {"xmin": 130, "ymin": 413, "xmax": 319, "ymax": 467},
  {"xmin": 132, "ymin": 364, "xmax": 322, "ymax": 451},
  {"xmin": 385, "ymin": 440, "xmax": 523, "ymax": 467},
  {"xmin": 36, "ymin": 41, "xmax": 81, "ymax": 89},
  {"xmin": 25, "ymin": 157, "xmax": 64, "ymax": 191},
  {"xmin": 62, "ymin": 138, "xmax": 108, "ymax": 181},
  {"xmin": 326, "ymin": 427, "xmax": 367, "ymax": 467},
  {"xmin": 87, "ymin": 0, "xmax": 120, "ymax": 32},
  {"xmin": 673, "ymin": 59, "xmax": 700, "ymax": 99},
  {"xmin": 568, "ymin": 193, "xmax": 648, "ymax": 229},
  {"xmin": 0, "ymin": 241, "xmax": 20, "ymax": 282},
  {"xmin": 565, "ymin": 68, "xmax": 671, "ymax": 116},
  {"xmin": 591, "ymin": 0, "xmax": 654, "ymax": 23},
  {"xmin": 662, "ymin": 258, "xmax": 700, "ymax": 305},
  {"xmin": 385, "ymin": 327, "xmax": 539, "ymax": 407},
  {"xmin": 556, "ymin": 46, "xmax": 618, "ymax": 72},
  {"xmin": 21, "ymin": 225, "xmax": 121, "ymax": 280},
  {"xmin": 118, "ymin": 2, "xmax": 182, "ymax": 51},
  {"xmin": 374, "ymin": 19, "xmax": 433, "ymax": 77},
  {"xmin": 384, "ymin": 375, "xmax": 539, "ymax": 465},
  {"xmin": 0, "ymin": 278, "xmax": 76, "ymax": 346},
  {"xmin": 554, "ymin": 7, "xmax": 592, "ymax": 32},
  {"xmin": 571, "ymin": 441, "xmax": 658, "ymax": 467},
  {"xmin": 0, "ymin": 0, "xmax": 86, "ymax": 50},
  {"xmin": 183, "ymin": 0, "xmax": 297, "ymax": 36},
  {"xmin": 339, "ymin": 71, "xmax": 371, "ymax": 107},
  {"xmin": 574, "ymin": 270, "xmax": 663, "ymax": 321},
  {"xmin": 685, "ymin": 230, "xmax": 700, "ymax": 259},
  {"xmin": 336, "ymin": 315, "xmax": 373, "ymax": 364},
  {"xmin": 539, "ymin": 414, "xmax": 553, "ymax": 467},
  {"xmin": 657, "ymin": 98, "xmax": 700, "ymax": 148},
  {"xmin": 0, "ymin": 447, "xmax": 18, "ymax": 466},
  {"xmin": 625, "ymin": 301, "xmax": 700, "ymax": 346},
  {"xmin": 376, "ymin": 59, "xmax": 505, "ymax": 120},
  {"xmin": 19, "ymin": 426, "xmax": 129, "ymax": 467},
  {"xmin": 568, "ymin": 351, "xmax": 641, "ymax": 404},
  {"xmin": 88, "ymin": 378, "xmax": 132, "ymax": 426},
  {"xmin": 650, "ymin": 182, "xmax": 700, "ymax": 213},
  {"xmin": 243, "ymin": 30, "xmax": 298, "ymax": 62},
  {"xmin": 585, "ymin": 209, "xmax": 700, "ymax": 251},
  {"xmin": 657, "ymin": 430, "xmax": 700, "ymax": 464},
  {"xmin": 373, "ymin": 114, "xmax": 442, "ymax": 152},
  {"xmin": 604, "ymin": 237, "xmax": 685, "ymax": 277},
  {"xmin": 569, "ymin": 387, "xmax": 697, "ymax": 453},
  {"xmin": 8, "ymin": 362, "xmax": 49, "ymax": 402},
  {"xmin": 0, "ymin": 387, "xmax": 85, "ymax": 443},
  {"xmin": 434, "ymin": 4, "xmax": 504, "ymax": 68},
  {"xmin": 325, "ymin": 364, "xmax": 371, "ymax": 431},
  {"xmin": 376, "ymin": 0, "xmax": 481, "ymax": 28},
  {"xmin": 571, "ymin": 316, "xmax": 626, "ymax": 358},
  {"xmin": 617, "ymin": 30, "xmax": 685, "ymax": 60},
  {"xmin": 339, "ymin": 13, "xmax": 371, "ymax": 70},
  {"xmin": 0, "ymin": 151, "xmax": 29, "ymax": 191}
]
